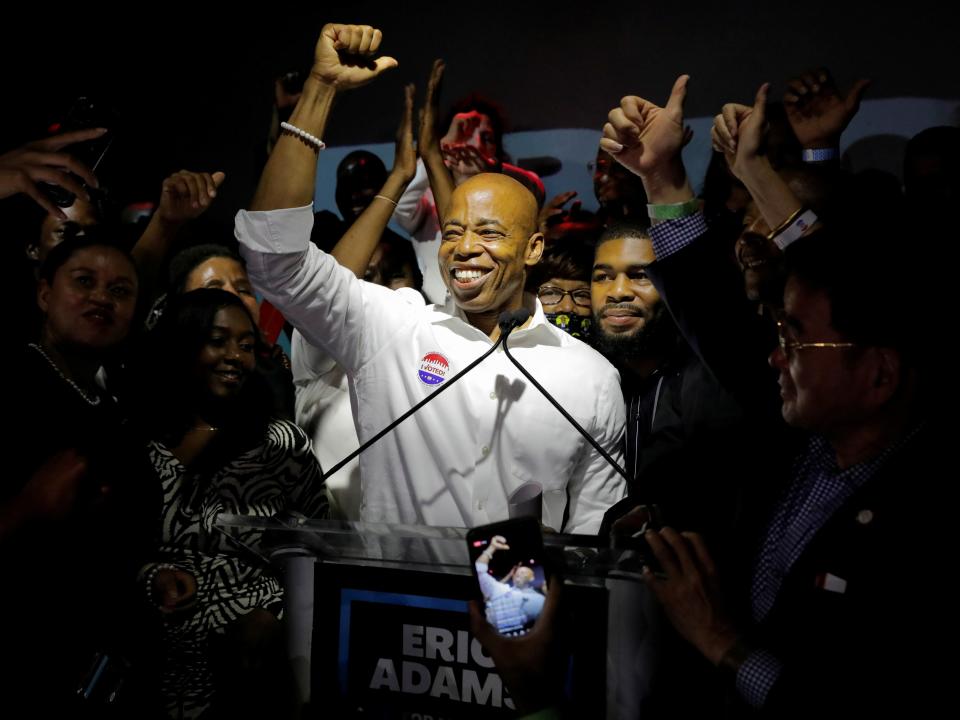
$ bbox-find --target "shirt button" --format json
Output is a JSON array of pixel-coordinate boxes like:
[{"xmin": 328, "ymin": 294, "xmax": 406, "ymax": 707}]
[
  {"xmin": 489, "ymin": 392, "xmax": 497, "ymax": 399},
  {"xmin": 477, "ymin": 501, "xmax": 484, "ymax": 510},
  {"xmin": 481, "ymin": 446, "xmax": 490, "ymax": 455}
]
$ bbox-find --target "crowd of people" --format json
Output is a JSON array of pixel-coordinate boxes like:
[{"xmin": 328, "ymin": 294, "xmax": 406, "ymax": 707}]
[{"xmin": 1, "ymin": 19, "xmax": 954, "ymax": 719}]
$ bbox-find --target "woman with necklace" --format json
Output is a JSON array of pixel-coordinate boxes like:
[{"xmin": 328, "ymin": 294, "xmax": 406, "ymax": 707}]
[
  {"xmin": 2, "ymin": 233, "xmax": 161, "ymax": 713},
  {"xmin": 132, "ymin": 288, "xmax": 326, "ymax": 719}
]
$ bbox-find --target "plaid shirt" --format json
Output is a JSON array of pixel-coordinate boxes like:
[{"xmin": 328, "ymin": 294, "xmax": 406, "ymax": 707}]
[
  {"xmin": 738, "ymin": 429, "xmax": 918, "ymax": 707},
  {"xmin": 648, "ymin": 212, "xmax": 709, "ymax": 259}
]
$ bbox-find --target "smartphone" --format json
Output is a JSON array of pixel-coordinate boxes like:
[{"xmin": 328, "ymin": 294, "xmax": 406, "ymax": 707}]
[
  {"xmin": 44, "ymin": 96, "xmax": 116, "ymax": 208},
  {"xmin": 466, "ymin": 517, "xmax": 548, "ymax": 638}
]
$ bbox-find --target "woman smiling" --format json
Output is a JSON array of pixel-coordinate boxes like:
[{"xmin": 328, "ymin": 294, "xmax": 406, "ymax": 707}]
[{"xmin": 133, "ymin": 288, "xmax": 327, "ymax": 718}]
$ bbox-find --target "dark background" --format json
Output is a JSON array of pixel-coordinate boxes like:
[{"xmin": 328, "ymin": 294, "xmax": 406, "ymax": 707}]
[{"xmin": 2, "ymin": 2, "xmax": 958, "ymax": 220}]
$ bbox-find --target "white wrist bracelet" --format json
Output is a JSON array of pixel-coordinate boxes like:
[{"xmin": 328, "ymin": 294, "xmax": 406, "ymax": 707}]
[{"xmin": 280, "ymin": 121, "xmax": 326, "ymax": 151}]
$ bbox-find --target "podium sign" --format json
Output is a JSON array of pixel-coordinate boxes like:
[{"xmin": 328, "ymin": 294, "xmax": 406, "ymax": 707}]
[{"xmin": 216, "ymin": 516, "xmax": 640, "ymax": 719}]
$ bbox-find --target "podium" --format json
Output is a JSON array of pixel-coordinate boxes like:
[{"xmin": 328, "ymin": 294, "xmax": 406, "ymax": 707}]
[{"xmin": 215, "ymin": 515, "xmax": 662, "ymax": 719}]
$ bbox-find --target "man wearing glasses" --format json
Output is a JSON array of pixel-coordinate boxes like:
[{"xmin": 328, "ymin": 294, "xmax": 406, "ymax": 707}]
[{"xmin": 600, "ymin": 77, "xmax": 944, "ymax": 715}]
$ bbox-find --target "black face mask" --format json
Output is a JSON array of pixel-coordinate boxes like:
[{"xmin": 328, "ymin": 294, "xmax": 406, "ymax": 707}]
[{"xmin": 545, "ymin": 312, "xmax": 593, "ymax": 343}]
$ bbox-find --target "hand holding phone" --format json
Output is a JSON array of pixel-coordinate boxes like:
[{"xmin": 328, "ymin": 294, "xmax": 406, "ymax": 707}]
[
  {"xmin": 467, "ymin": 517, "xmax": 548, "ymax": 638},
  {"xmin": 0, "ymin": 129, "xmax": 104, "ymax": 219},
  {"xmin": 42, "ymin": 97, "xmax": 116, "ymax": 208}
]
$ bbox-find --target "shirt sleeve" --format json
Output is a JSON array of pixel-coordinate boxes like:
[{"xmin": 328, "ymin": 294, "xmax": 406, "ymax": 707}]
[
  {"xmin": 475, "ymin": 560, "xmax": 506, "ymax": 600},
  {"xmin": 562, "ymin": 364, "xmax": 628, "ymax": 534},
  {"xmin": 235, "ymin": 204, "xmax": 424, "ymax": 374},
  {"xmin": 648, "ymin": 212, "xmax": 709, "ymax": 260},
  {"xmin": 392, "ymin": 158, "xmax": 432, "ymax": 234},
  {"xmin": 736, "ymin": 648, "xmax": 784, "ymax": 709}
]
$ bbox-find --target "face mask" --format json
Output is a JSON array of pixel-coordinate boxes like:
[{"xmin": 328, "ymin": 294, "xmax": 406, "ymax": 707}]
[{"xmin": 545, "ymin": 312, "xmax": 592, "ymax": 343}]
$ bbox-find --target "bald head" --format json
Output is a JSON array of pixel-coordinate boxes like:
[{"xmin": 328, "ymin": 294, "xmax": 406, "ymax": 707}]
[
  {"xmin": 452, "ymin": 173, "xmax": 539, "ymax": 235},
  {"xmin": 439, "ymin": 172, "xmax": 545, "ymax": 323}
]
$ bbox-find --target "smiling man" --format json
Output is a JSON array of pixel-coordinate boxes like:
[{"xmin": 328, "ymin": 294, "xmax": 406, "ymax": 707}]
[
  {"xmin": 234, "ymin": 23, "xmax": 625, "ymax": 531},
  {"xmin": 590, "ymin": 223, "xmax": 742, "ymax": 542}
]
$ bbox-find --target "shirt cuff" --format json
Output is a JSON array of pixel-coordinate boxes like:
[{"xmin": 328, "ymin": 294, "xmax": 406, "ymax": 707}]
[
  {"xmin": 735, "ymin": 648, "xmax": 783, "ymax": 709},
  {"xmin": 648, "ymin": 212, "xmax": 708, "ymax": 260},
  {"xmin": 234, "ymin": 204, "xmax": 314, "ymax": 254}
]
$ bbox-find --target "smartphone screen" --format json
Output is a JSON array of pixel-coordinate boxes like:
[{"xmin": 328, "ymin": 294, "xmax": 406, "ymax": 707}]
[{"xmin": 466, "ymin": 517, "xmax": 548, "ymax": 638}]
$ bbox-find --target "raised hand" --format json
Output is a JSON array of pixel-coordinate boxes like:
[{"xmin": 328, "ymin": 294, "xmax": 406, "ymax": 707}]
[
  {"xmin": 418, "ymin": 59, "xmax": 446, "ymax": 160},
  {"xmin": 0, "ymin": 129, "xmax": 105, "ymax": 218},
  {"xmin": 711, "ymin": 83, "xmax": 771, "ymax": 181},
  {"xmin": 393, "ymin": 84, "xmax": 417, "ymax": 183},
  {"xmin": 784, "ymin": 68, "xmax": 870, "ymax": 149},
  {"xmin": 311, "ymin": 23, "xmax": 398, "ymax": 91},
  {"xmin": 601, "ymin": 75, "xmax": 690, "ymax": 177},
  {"xmin": 538, "ymin": 190, "xmax": 580, "ymax": 233},
  {"xmin": 158, "ymin": 170, "xmax": 226, "ymax": 224}
]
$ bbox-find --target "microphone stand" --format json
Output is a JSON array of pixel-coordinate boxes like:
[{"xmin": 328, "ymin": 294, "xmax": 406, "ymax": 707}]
[
  {"xmin": 320, "ymin": 328, "xmax": 510, "ymax": 482},
  {"xmin": 501, "ymin": 324, "xmax": 631, "ymax": 483}
]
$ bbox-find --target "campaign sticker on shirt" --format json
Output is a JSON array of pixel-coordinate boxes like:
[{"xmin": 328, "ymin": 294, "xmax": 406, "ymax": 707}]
[{"xmin": 418, "ymin": 352, "xmax": 450, "ymax": 386}]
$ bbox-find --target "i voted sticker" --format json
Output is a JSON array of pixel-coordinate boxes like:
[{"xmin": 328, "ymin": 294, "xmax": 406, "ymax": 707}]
[{"xmin": 418, "ymin": 352, "xmax": 449, "ymax": 386}]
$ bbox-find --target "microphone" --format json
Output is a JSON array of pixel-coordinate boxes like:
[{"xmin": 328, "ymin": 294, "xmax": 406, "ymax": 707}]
[
  {"xmin": 320, "ymin": 310, "xmax": 520, "ymax": 482},
  {"xmin": 500, "ymin": 314, "xmax": 630, "ymax": 483},
  {"xmin": 498, "ymin": 307, "xmax": 531, "ymax": 334}
]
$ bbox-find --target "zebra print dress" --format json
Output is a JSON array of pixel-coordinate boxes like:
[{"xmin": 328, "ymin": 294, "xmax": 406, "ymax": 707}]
[{"xmin": 144, "ymin": 419, "xmax": 327, "ymax": 719}]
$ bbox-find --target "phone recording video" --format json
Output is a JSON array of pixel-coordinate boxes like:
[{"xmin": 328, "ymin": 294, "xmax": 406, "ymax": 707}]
[{"xmin": 466, "ymin": 517, "xmax": 548, "ymax": 638}]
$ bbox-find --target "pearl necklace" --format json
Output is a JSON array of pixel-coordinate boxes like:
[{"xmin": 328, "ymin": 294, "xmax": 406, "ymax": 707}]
[{"xmin": 28, "ymin": 343, "xmax": 102, "ymax": 406}]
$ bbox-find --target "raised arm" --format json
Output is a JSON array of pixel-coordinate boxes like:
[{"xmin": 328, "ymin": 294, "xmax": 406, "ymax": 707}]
[
  {"xmin": 600, "ymin": 78, "xmax": 778, "ymax": 416},
  {"xmin": 330, "ymin": 84, "xmax": 417, "ymax": 277},
  {"xmin": 419, "ymin": 59, "xmax": 456, "ymax": 224},
  {"xmin": 250, "ymin": 24, "xmax": 397, "ymax": 212},
  {"xmin": 236, "ymin": 24, "xmax": 414, "ymax": 373},
  {"xmin": 711, "ymin": 85, "xmax": 812, "ymax": 235},
  {"xmin": 133, "ymin": 169, "xmax": 225, "ymax": 303}
]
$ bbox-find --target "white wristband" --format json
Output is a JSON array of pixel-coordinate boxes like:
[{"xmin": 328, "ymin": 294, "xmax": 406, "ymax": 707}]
[
  {"xmin": 773, "ymin": 209, "xmax": 818, "ymax": 250},
  {"xmin": 802, "ymin": 147, "xmax": 839, "ymax": 163}
]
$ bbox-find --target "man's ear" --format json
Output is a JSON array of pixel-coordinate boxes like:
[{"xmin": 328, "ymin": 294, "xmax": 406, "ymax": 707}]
[
  {"xmin": 869, "ymin": 346, "xmax": 903, "ymax": 405},
  {"xmin": 26, "ymin": 242, "xmax": 40, "ymax": 263},
  {"xmin": 37, "ymin": 278, "xmax": 51, "ymax": 314},
  {"xmin": 525, "ymin": 232, "xmax": 545, "ymax": 266}
]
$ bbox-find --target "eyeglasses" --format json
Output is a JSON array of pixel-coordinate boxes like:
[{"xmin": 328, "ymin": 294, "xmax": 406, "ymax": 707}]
[
  {"xmin": 775, "ymin": 316, "xmax": 857, "ymax": 359},
  {"xmin": 538, "ymin": 285, "xmax": 592, "ymax": 307},
  {"xmin": 587, "ymin": 159, "xmax": 616, "ymax": 176}
]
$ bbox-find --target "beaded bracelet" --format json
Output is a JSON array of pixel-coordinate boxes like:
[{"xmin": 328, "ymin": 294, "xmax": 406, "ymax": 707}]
[{"xmin": 280, "ymin": 121, "xmax": 326, "ymax": 151}]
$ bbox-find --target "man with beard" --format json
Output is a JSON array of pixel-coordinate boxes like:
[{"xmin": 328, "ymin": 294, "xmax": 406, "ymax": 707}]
[{"xmin": 592, "ymin": 223, "xmax": 743, "ymax": 546}]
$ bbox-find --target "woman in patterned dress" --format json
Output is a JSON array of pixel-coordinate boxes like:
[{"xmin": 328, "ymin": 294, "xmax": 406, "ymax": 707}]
[{"xmin": 134, "ymin": 288, "xmax": 327, "ymax": 719}]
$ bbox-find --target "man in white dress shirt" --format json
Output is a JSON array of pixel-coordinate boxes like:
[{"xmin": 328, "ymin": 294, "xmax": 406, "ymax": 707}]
[{"xmin": 235, "ymin": 23, "xmax": 626, "ymax": 532}]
